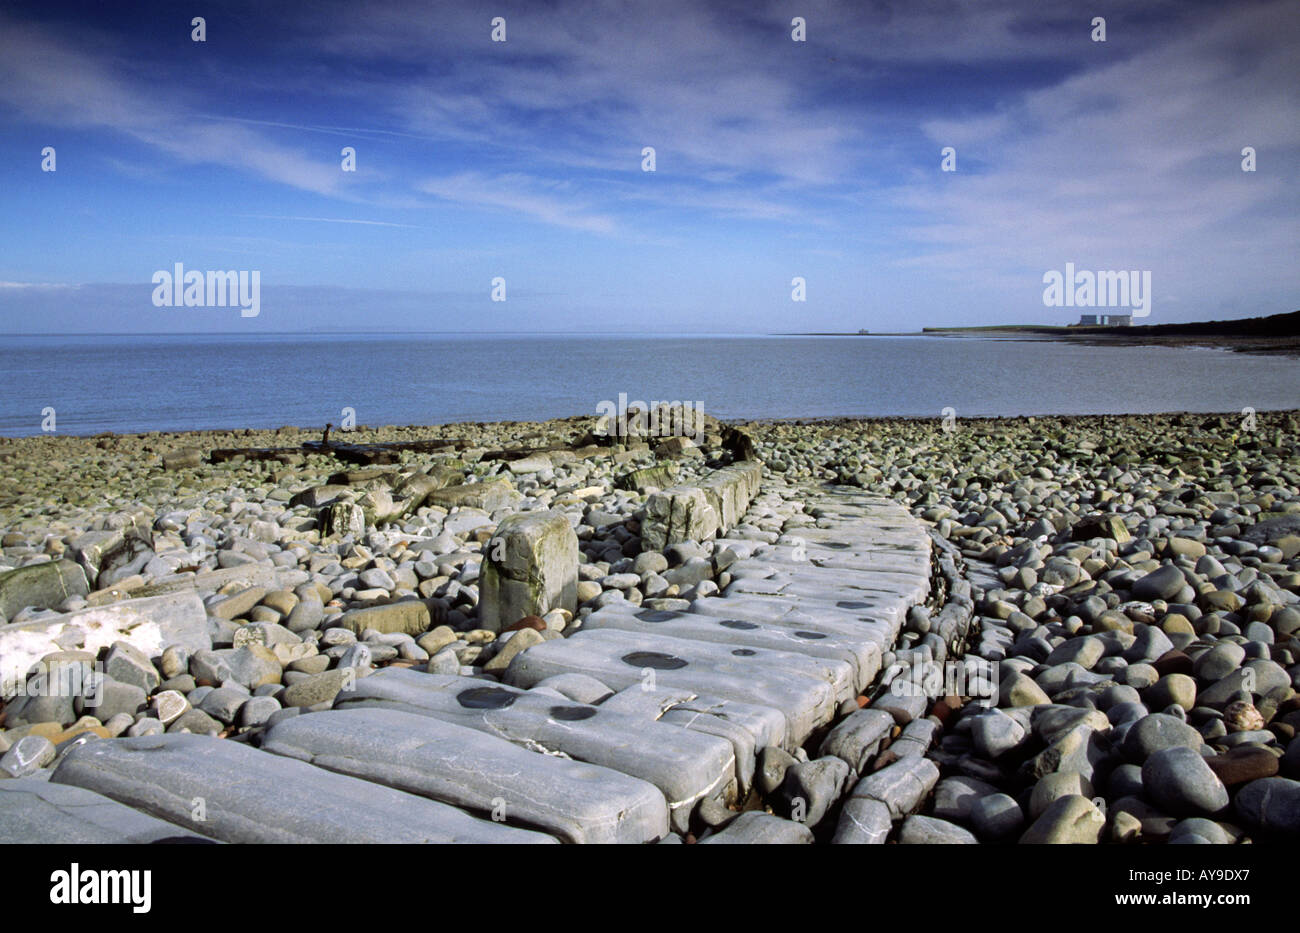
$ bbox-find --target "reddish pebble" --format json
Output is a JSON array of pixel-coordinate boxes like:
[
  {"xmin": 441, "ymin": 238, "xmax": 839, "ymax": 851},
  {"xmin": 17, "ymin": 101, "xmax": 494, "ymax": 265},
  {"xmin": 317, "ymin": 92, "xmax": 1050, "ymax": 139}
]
[
  {"xmin": 1205, "ymin": 745, "xmax": 1279, "ymax": 786},
  {"xmin": 506, "ymin": 615, "xmax": 547, "ymax": 632},
  {"xmin": 931, "ymin": 695, "xmax": 963, "ymax": 725}
]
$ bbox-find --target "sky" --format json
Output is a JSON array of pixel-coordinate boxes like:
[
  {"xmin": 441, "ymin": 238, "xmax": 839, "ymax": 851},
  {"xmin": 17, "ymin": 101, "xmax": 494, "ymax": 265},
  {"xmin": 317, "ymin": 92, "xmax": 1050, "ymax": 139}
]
[{"xmin": 0, "ymin": 0, "xmax": 1296, "ymax": 334}]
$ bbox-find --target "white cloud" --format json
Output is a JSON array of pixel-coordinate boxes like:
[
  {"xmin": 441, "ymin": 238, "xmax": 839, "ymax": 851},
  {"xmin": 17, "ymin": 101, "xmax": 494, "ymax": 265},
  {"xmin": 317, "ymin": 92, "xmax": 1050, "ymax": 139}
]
[
  {"xmin": 0, "ymin": 12, "xmax": 342, "ymax": 196},
  {"xmin": 417, "ymin": 172, "xmax": 617, "ymax": 234},
  {"xmin": 888, "ymin": 0, "xmax": 1300, "ymax": 314}
]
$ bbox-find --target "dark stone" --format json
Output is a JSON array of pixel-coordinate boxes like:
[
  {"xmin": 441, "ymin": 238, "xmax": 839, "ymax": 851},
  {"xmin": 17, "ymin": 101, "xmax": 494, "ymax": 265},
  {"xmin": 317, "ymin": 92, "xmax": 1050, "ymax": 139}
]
[{"xmin": 1152, "ymin": 649, "xmax": 1194, "ymax": 677}]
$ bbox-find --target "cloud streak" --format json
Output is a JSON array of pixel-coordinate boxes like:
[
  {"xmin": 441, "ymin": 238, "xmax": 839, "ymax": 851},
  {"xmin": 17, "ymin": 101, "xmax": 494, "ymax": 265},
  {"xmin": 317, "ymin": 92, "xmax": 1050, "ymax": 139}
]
[
  {"xmin": 0, "ymin": 11, "xmax": 343, "ymax": 196},
  {"xmin": 417, "ymin": 172, "xmax": 617, "ymax": 234}
]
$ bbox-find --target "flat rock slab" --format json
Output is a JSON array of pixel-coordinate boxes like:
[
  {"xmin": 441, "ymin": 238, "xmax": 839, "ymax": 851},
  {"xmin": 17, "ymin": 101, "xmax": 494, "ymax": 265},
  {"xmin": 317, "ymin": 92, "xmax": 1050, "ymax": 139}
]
[
  {"xmin": 51, "ymin": 733, "xmax": 554, "ymax": 844},
  {"xmin": 598, "ymin": 684, "xmax": 785, "ymax": 751},
  {"xmin": 14, "ymin": 490, "xmax": 933, "ymax": 846},
  {"xmin": 598, "ymin": 685, "xmax": 786, "ymax": 792},
  {"xmin": 129, "ymin": 563, "xmax": 306, "ymax": 601},
  {"xmin": 581, "ymin": 605, "xmax": 881, "ymax": 692},
  {"xmin": 1, "ymin": 591, "xmax": 209, "ymax": 700},
  {"xmin": 0, "ymin": 777, "xmax": 208, "ymax": 844},
  {"xmin": 262, "ymin": 707, "xmax": 669, "ymax": 844},
  {"xmin": 504, "ymin": 627, "xmax": 846, "ymax": 745},
  {"xmin": 752, "ymin": 543, "xmax": 931, "ymax": 576},
  {"xmin": 684, "ymin": 593, "xmax": 908, "ymax": 643},
  {"xmin": 335, "ymin": 668, "xmax": 735, "ymax": 830},
  {"xmin": 724, "ymin": 567, "xmax": 929, "ymax": 607}
]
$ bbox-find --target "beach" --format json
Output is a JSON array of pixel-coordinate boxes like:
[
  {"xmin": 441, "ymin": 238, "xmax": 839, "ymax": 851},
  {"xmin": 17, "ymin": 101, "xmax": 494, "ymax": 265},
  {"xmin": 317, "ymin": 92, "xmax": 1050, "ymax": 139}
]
[{"xmin": 2, "ymin": 407, "xmax": 1297, "ymax": 842}]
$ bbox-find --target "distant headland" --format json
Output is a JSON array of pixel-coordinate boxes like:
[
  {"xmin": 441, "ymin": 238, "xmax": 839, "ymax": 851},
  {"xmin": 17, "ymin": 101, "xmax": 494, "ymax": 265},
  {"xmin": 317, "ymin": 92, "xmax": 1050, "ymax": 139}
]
[{"xmin": 777, "ymin": 310, "xmax": 1300, "ymax": 357}]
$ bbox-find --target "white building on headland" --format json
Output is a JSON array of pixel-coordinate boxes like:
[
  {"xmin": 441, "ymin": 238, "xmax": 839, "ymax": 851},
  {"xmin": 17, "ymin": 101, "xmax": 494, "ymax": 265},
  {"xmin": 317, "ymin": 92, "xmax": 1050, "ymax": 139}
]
[{"xmin": 1076, "ymin": 313, "xmax": 1132, "ymax": 326}]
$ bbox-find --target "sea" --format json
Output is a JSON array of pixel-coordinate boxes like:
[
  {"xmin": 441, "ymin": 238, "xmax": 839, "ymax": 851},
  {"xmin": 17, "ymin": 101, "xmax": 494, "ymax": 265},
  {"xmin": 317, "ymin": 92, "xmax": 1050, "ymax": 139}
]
[{"xmin": 0, "ymin": 333, "xmax": 1296, "ymax": 437}]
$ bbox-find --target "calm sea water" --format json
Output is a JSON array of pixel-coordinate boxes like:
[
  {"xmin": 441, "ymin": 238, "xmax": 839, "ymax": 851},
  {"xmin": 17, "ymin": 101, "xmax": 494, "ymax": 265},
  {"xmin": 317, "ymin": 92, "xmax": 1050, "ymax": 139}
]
[{"xmin": 0, "ymin": 333, "xmax": 1296, "ymax": 436}]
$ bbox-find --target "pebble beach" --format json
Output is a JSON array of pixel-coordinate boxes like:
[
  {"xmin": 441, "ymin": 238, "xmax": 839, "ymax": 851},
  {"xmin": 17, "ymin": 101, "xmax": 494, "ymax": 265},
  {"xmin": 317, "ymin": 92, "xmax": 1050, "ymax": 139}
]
[{"xmin": 1, "ymin": 407, "xmax": 1298, "ymax": 844}]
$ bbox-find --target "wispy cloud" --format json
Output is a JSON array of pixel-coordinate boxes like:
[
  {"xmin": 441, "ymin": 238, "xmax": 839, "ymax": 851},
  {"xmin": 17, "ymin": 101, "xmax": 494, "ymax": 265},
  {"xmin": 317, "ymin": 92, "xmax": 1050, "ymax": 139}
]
[
  {"xmin": 0, "ymin": 11, "xmax": 343, "ymax": 196},
  {"xmin": 888, "ymin": 0, "xmax": 1300, "ymax": 310},
  {"xmin": 417, "ymin": 172, "xmax": 617, "ymax": 234}
]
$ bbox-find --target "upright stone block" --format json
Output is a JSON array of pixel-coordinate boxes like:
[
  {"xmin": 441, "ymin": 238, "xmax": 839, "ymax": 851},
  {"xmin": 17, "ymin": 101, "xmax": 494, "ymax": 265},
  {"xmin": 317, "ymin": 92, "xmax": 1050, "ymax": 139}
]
[
  {"xmin": 640, "ymin": 462, "xmax": 762, "ymax": 551},
  {"xmin": 699, "ymin": 461, "xmax": 763, "ymax": 531},
  {"xmin": 641, "ymin": 486, "xmax": 719, "ymax": 551},
  {"xmin": 70, "ymin": 515, "xmax": 153, "ymax": 590},
  {"xmin": 479, "ymin": 510, "xmax": 578, "ymax": 633},
  {"xmin": 320, "ymin": 502, "xmax": 365, "ymax": 538}
]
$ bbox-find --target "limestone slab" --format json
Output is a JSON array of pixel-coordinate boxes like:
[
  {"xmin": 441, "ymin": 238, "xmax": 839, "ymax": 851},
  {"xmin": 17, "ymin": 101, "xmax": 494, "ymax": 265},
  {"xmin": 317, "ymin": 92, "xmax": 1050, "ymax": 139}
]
[
  {"xmin": 503, "ymin": 627, "xmax": 846, "ymax": 744},
  {"xmin": 51, "ymin": 733, "xmax": 554, "ymax": 844},
  {"xmin": 262, "ymin": 707, "xmax": 668, "ymax": 843},
  {"xmin": 334, "ymin": 668, "xmax": 735, "ymax": 829}
]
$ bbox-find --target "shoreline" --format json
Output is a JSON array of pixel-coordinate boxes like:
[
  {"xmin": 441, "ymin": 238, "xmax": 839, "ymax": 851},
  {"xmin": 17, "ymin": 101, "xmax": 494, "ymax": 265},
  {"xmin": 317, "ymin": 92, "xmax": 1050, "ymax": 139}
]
[
  {"xmin": 920, "ymin": 309, "xmax": 1300, "ymax": 358},
  {"xmin": 919, "ymin": 328, "xmax": 1300, "ymax": 358},
  {"xmin": 780, "ymin": 309, "xmax": 1300, "ymax": 358},
  {"xmin": 2, "ymin": 406, "xmax": 1297, "ymax": 444}
]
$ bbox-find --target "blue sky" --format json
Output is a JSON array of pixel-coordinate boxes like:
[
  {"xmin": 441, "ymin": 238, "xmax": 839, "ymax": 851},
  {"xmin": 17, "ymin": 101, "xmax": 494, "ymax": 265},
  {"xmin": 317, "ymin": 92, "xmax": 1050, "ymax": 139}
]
[{"xmin": 0, "ymin": 0, "xmax": 1296, "ymax": 333}]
